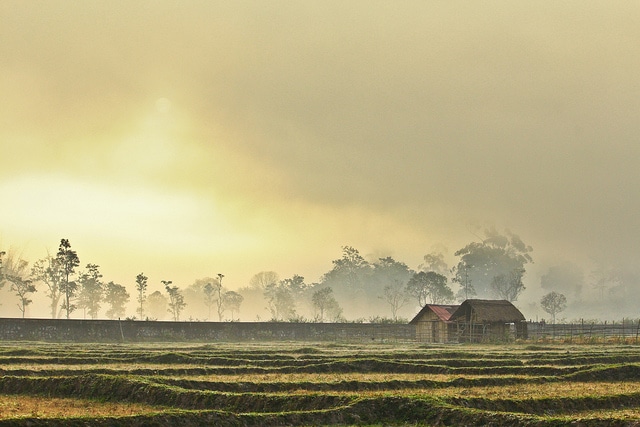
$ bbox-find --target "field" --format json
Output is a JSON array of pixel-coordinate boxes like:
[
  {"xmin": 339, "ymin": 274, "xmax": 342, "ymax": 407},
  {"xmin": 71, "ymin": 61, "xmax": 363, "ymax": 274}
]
[{"xmin": 2, "ymin": 342, "xmax": 640, "ymax": 426}]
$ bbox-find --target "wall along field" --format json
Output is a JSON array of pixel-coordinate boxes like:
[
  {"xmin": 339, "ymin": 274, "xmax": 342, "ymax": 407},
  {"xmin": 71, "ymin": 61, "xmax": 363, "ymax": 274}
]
[{"xmin": 2, "ymin": 342, "xmax": 640, "ymax": 426}]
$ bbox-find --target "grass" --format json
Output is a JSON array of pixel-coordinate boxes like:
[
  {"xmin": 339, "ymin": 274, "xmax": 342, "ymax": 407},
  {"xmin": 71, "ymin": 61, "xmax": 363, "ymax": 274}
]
[
  {"xmin": 0, "ymin": 394, "xmax": 164, "ymax": 419},
  {"xmin": 2, "ymin": 342, "xmax": 640, "ymax": 425}
]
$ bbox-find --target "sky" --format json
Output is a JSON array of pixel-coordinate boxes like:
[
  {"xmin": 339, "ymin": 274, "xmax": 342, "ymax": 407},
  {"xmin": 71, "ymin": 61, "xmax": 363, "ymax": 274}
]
[{"xmin": 2, "ymin": 2, "xmax": 640, "ymax": 317}]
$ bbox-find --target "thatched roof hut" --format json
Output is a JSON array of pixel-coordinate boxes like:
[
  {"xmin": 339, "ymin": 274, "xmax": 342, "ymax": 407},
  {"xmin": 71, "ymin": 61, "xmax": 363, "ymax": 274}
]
[{"xmin": 449, "ymin": 299, "xmax": 527, "ymax": 342}]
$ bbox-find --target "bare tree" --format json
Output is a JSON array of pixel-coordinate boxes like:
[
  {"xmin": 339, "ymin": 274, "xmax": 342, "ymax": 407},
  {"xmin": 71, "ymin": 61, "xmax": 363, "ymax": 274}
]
[
  {"xmin": 381, "ymin": 280, "xmax": 410, "ymax": 321},
  {"xmin": 31, "ymin": 256, "xmax": 64, "ymax": 319},
  {"xmin": 540, "ymin": 291, "xmax": 567, "ymax": 324}
]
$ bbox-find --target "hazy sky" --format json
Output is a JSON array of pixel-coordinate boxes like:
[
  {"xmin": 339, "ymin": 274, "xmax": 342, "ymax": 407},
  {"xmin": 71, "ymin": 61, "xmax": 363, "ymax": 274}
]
[{"xmin": 2, "ymin": 1, "xmax": 639, "ymax": 297}]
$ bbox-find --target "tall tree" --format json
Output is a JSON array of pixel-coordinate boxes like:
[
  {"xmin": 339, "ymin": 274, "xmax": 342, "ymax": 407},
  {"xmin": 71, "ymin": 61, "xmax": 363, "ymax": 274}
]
[
  {"xmin": 248, "ymin": 271, "xmax": 279, "ymax": 290},
  {"xmin": 453, "ymin": 228, "xmax": 532, "ymax": 300},
  {"xmin": 31, "ymin": 256, "xmax": 64, "ymax": 319},
  {"xmin": 490, "ymin": 268, "xmax": 525, "ymax": 302},
  {"xmin": 77, "ymin": 263, "xmax": 104, "ymax": 319},
  {"xmin": 164, "ymin": 280, "xmax": 186, "ymax": 321},
  {"xmin": 146, "ymin": 290, "xmax": 167, "ymax": 320},
  {"xmin": 104, "ymin": 281, "xmax": 130, "ymax": 319},
  {"xmin": 311, "ymin": 287, "xmax": 342, "ymax": 322},
  {"xmin": 264, "ymin": 281, "xmax": 296, "ymax": 321},
  {"xmin": 540, "ymin": 291, "xmax": 567, "ymax": 324},
  {"xmin": 203, "ymin": 282, "xmax": 216, "ymax": 320},
  {"xmin": 381, "ymin": 280, "xmax": 410, "ymax": 321},
  {"xmin": 56, "ymin": 239, "xmax": 80, "ymax": 319},
  {"xmin": 0, "ymin": 251, "xmax": 5, "ymax": 289},
  {"xmin": 223, "ymin": 291, "xmax": 244, "ymax": 321},
  {"xmin": 135, "ymin": 273, "xmax": 148, "ymax": 319},
  {"xmin": 2, "ymin": 250, "xmax": 36, "ymax": 318},
  {"xmin": 320, "ymin": 246, "xmax": 372, "ymax": 318},
  {"xmin": 214, "ymin": 274, "xmax": 225, "ymax": 321},
  {"xmin": 406, "ymin": 271, "xmax": 454, "ymax": 306},
  {"xmin": 418, "ymin": 250, "xmax": 449, "ymax": 276}
]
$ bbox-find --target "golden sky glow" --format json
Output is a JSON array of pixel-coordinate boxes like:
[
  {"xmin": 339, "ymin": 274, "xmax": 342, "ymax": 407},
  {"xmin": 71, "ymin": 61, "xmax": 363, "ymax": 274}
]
[{"xmin": 2, "ymin": 2, "xmax": 640, "ymax": 312}]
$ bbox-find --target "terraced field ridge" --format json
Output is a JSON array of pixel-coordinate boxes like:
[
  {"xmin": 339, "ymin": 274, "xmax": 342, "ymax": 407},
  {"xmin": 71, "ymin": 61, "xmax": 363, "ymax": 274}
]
[{"xmin": 1, "ymin": 342, "xmax": 640, "ymax": 426}]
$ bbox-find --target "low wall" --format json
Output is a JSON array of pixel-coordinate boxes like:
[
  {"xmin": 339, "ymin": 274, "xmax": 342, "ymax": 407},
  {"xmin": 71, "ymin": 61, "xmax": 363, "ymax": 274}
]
[{"xmin": 0, "ymin": 318, "xmax": 416, "ymax": 343}]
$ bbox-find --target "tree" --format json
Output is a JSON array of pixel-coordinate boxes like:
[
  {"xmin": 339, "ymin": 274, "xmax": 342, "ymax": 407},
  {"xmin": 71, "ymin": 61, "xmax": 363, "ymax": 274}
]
[
  {"xmin": 77, "ymin": 264, "xmax": 104, "ymax": 319},
  {"xmin": 104, "ymin": 281, "xmax": 130, "ymax": 319},
  {"xmin": 2, "ymin": 250, "xmax": 36, "ymax": 318},
  {"xmin": 146, "ymin": 290, "xmax": 167, "ymax": 320},
  {"xmin": 490, "ymin": 268, "xmax": 525, "ymax": 302},
  {"xmin": 248, "ymin": 271, "xmax": 279, "ymax": 290},
  {"xmin": 418, "ymin": 250, "xmax": 449, "ymax": 276},
  {"xmin": 203, "ymin": 282, "xmax": 216, "ymax": 320},
  {"xmin": 381, "ymin": 280, "xmax": 410, "ymax": 321},
  {"xmin": 0, "ymin": 251, "xmax": 5, "ymax": 289},
  {"xmin": 31, "ymin": 256, "xmax": 64, "ymax": 319},
  {"xmin": 223, "ymin": 291, "xmax": 244, "ymax": 321},
  {"xmin": 406, "ymin": 271, "xmax": 454, "ymax": 306},
  {"xmin": 214, "ymin": 274, "xmax": 225, "ymax": 321},
  {"xmin": 540, "ymin": 291, "xmax": 567, "ymax": 324},
  {"xmin": 453, "ymin": 228, "xmax": 532, "ymax": 300},
  {"xmin": 311, "ymin": 287, "xmax": 342, "ymax": 322},
  {"xmin": 264, "ymin": 281, "xmax": 296, "ymax": 321},
  {"xmin": 135, "ymin": 273, "xmax": 148, "ymax": 319},
  {"xmin": 164, "ymin": 280, "xmax": 186, "ymax": 321},
  {"xmin": 56, "ymin": 239, "xmax": 80, "ymax": 319}
]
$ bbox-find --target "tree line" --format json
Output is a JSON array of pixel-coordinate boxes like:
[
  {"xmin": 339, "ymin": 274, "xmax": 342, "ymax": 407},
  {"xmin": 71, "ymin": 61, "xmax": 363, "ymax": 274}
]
[{"xmin": 0, "ymin": 228, "xmax": 580, "ymax": 322}]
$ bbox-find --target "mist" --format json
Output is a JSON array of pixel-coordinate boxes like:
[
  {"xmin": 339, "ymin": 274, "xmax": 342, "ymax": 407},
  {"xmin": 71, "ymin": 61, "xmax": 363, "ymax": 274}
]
[{"xmin": 2, "ymin": 2, "xmax": 640, "ymax": 322}]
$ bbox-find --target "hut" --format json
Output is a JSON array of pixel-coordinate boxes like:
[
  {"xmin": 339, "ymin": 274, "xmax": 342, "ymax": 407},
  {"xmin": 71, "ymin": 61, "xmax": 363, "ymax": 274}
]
[
  {"xmin": 409, "ymin": 304, "xmax": 459, "ymax": 343},
  {"xmin": 449, "ymin": 299, "xmax": 527, "ymax": 343}
]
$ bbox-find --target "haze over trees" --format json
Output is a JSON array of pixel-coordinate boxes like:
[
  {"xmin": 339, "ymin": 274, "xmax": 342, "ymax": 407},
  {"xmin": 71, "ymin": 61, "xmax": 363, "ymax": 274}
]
[
  {"xmin": 540, "ymin": 291, "xmax": 567, "ymax": 324},
  {"xmin": 19, "ymin": 229, "xmax": 640, "ymax": 323}
]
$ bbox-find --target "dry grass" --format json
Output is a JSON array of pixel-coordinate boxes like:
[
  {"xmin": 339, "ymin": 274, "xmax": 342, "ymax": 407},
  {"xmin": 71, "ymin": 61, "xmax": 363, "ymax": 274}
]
[{"xmin": 0, "ymin": 394, "xmax": 164, "ymax": 419}]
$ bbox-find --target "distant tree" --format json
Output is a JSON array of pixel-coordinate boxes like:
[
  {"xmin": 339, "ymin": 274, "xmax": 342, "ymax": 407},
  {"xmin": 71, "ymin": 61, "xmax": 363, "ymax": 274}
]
[
  {"xmin": 311, "ymin": 287, "xmax": 342, "ymax": 322},
  {"xmin": 453, "ymin": 261, "xmax": 476, "ymax": 302},
  {"xmin": 321, "ymin": 246, "xmax": 371, "ymax": 300},
  {"xmin": 77, "ymin": 264, "xmax": 104, "ymax": 319},
  {"xmin": 264, "ymin": 281, "xmax": 296, "ymax": 321},
  {"xmin": 104, "ymin": 281, "xmax": 130, "ymax": 319},
  {"xmin": 490, "ymin": 268, "xmax": 526, "ymax": 302},
  {"xmin": 56, "ymin": 239, "xmax": 80, "ymax": 319},
  {"xmin": 146, "ymin": 290, "xmax": 168, "ymax": 320},
  {"xmin": 381, "ymin": 280, "xmax": 410, "ymax": 321},
  {"xmin": 203, "ymin": 282, "xmax": 216, "ymax": 320},
  {"xmin": 135, "ymin": 273, "xmax": 148, "ymax": 319},
  {"xmin": 223, "ymin": 291, "xmax": 244, "ymax": 321},
  {"xmin": 163, "ymin": 280, "xmax": 186, "ymax": 321},
  {"xmin": 540, "ymin": 291, "xmax": 567, "ymax": 324},
  {"xmin": 249, "ymin": 271, "xmax": 279, "ymax": 290},
  {"xmin": 406, "ymin": 271, "xmax": 454, "ymax": 306},
  {"xmin": 1, "ymin": 250, "xmax": 36, "ymax": 318},
  {"xmin": 0, "ymin": 251, "xmax": 5, "ymax": 289},
  {"xmin": 214, "ymin": 274, "xmax": 225, "ymax": 321},
  {"xmin": 453, "ymin": 228, "xmax": 532, "ymax": 300},
  {"xmin": 418, "ymin": 250, "xmax": 449, "ymax": 276},
  {"xmin": 31, "ymin": 256, "xmax": 64, "ymax": 319}
]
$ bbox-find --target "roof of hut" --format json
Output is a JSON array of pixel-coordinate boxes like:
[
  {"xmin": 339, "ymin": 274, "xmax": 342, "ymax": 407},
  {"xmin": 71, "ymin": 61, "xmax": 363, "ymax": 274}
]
[
  {"xmin": 449, "ymin": 299, "xmax": 525, "ymax": 323},
  {"xmin": 409, "ymin": 304, "xmax": 459, "ymax": 324}
]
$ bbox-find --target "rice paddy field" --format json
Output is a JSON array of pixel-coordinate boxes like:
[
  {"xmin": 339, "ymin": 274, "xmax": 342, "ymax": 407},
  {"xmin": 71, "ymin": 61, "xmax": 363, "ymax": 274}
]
[{"xmin": 2, "ymin": 341, "xmax": 640, "ymax": 426}]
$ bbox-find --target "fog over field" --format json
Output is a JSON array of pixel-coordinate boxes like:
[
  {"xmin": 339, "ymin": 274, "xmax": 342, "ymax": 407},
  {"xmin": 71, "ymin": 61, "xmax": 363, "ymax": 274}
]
[{"xmin": 2, "ymin": 2, "xmax": 640, "ymax": 321}]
